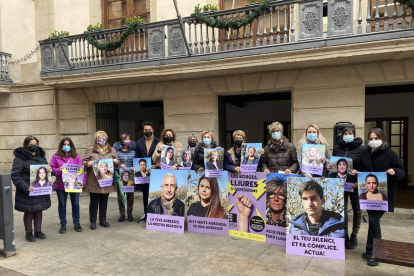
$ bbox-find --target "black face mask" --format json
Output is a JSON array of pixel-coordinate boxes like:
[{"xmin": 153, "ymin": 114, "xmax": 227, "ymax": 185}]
[
  {"xmin": 28, "ymin": 145, "xmax": 38, "ymax": 153},
  {"xmin": 144, "ymin": 131, "xmax": 153, "ymax": 138},
  {"xmin": 165, "ymin": 136, "xmax": 174, "ymax": 144},
  {"xmin": 188, "ymin": 141, "xmax": 197, "ymax": 148},
  {"xmin": 234, "ymin": 140, "xmax": 243, "ymax": 147}
]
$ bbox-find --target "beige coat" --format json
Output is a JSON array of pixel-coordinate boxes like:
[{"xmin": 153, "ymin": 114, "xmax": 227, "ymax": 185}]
[
  {"xmin": 83, "ymin": 146, "xmax": 119, "ymax": 194},
  {"xmin": 152, "ymin": 141, "xmax": 183, "ymax": 168}
]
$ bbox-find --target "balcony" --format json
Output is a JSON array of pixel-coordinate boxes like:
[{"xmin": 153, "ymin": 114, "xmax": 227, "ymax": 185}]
[
  {"xmin": 0, "ymin": 52, "xmax": 12, "ymax": 86},
  {"xmin": 39, "ymin": 0, "xmax": 414, "ymax": 87}
]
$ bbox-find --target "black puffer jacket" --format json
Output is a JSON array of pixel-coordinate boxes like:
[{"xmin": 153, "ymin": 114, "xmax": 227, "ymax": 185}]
[
  {"xmin": 191, "ymin": 142, "xmax": 218, "ymax": 171},
  {"xmin": 11, "ymin": 147, "xmax": 51, "ymax": 213},
  {"xmin": 333, "ymin": 137, "xmax": 372, "ymax": 172},
  {"xmin": 262, "ymin": 137, "xmax": 298, "ymax": 173},
  {"xmin": 369, "ymin": 145, "xmax": 405, "ymax": 212}
]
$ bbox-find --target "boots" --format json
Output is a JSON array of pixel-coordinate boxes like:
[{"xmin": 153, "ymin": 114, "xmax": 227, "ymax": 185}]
[
  {"xmin": 346, "ymin": 234, "xmax": 358, "ymax": 249},
  {"xmin": 59, "ymin": 224, "xmax": 66, "ymax": 234},
  {"xmin": 118, "ymin": 215, "xmax": 125, "ymax": 222},
  {"xmin": 25, "ymin": 232, "xmax": 36, "ymax": 242}
]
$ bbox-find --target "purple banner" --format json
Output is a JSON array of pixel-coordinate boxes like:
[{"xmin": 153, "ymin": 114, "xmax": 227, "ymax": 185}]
[
  {"xmin": 240, "ymin": 164, "xmax": 258, "ymax": 173},
  {"xmin": 205, "ymin": 169, "xmax": 223, "ymax": 177},
  {"xmin": 29, "ymin": 186, "xmax": 52, "ymax": 196},
  {"xmin": 359, "ymin": 199, "xmax": 388, "ymax": 211},
  {"xmin": 187, "ymin": 216, "xmax": 229, "ymax": 236},
  {"xmin": 265, "ymin": 225, "xmax": 286, "ymax": 246},
  {"xmin": 146, "ymin": 213, "xmax": 185, "ymax": 234},
  {"xmin": 161, "ymin": 163, "xmax": 172, "ymax": 170},
  {"xmin": 98, "ymin": 178, "xmax": 113, "ymax": 187},
  {"xmin": 286, "ymin": 234, "xmax": 345, "ymax": 260},
  {"xmin": 344, "ymin": 182, "xmax": 354, "ymax": 193},
  {"xmin": 122, "ymin": 186, "xmax": 134, "ymax": 193},
  {"xmin": 178, "ymin": 167, "xmax": 191, "ymax": 170},
  {"xmin": 134, "ymin": 176, "xmax": 150, "ymax": 184},
  {"xmin": 301, "ymin": 164, "xmax": 323, "ymax": 176}
]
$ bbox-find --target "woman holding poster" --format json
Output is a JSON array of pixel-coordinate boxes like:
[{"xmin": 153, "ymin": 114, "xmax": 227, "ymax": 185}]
[
  {"xmin": 50, "ymin": 137, "xmax": 83, "ymax": 234},
  {"xmin": 152, "ymin": 129, "xmax": 182, "ymax": 169},
  {"xmin": 83, "ymin": 131, "xmax": 119, "ymax": 230},
  {"xmin": 192, "ymin": 131, "xmax": 221, "ymax": 172},
  {"xmin": 362, "ymin": 128, "xmax": 405, "ymax": 266},
  {"xmin": 11, "ymin": 136, "xmax": 52, "ymax": 242}
]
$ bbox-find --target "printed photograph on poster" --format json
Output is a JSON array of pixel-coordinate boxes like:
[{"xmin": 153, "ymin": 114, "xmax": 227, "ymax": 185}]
[
  {"xmin": 228, "ymin": 172, "xmax": 267, "ymax": 242},
  {"xmin": 301, "ymin": 143, "xmax": 326, "ymax": 176},
  {"xmin": 133, "ymin": 157, "xmax": 151, "ymax": 184},
  {"xmin": 204, "ymin": 148, "xmax": 224, "ymax": 177},
  {"xmin": 93, "ymin": 159, "xmax": 114, "ymax": 187},
  {"xmin": 265, "ymin": 173, "xmax": 298, "ymax": 246},
  {"xmin": 62, "ymin": 164, "xmax": 84, "ymax": 193},
  {"xmin": 358, "ymin": 172, "xmax": 388, "ymax": 211},
  {"xmin": 286, "ymin": 177, "xmax": 345, "ymax": 260},
  {"xmin": 328, "ymin": 157, "xmax": 356, "ymax": 193},
  {"xmin": 146, "ymin": 169, "xmax": 188, "ymax": 233},
  {"xmin": 177, "ymin": 148, "xmax": 194, "ymax": 170},
  {"xmin": 186, "ymin": 171, "xmax": 229, "ymax": 236},
  {"xmin": 29, "ymin": 164, "xmax": 52, "ymax": 196},
  {"xmin": 161, "ymin": 146, "xmax": 175, "ymax": 170},
  {"xmin": 119, "ymin": 167, "xmax": 134, "ymax": 193},
  {"xmin": 240, "ymin": 143, "xmax": 262, "ymax": 172},
  {"xmin": 328, "ymin": 156, "xmax": 353, "ymax": 174}
]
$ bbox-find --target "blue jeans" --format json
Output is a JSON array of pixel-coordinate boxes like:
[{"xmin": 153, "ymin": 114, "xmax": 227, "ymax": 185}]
[{"xmin": 56, "ymin": 190, "xmax": 80, "ymax": 225}]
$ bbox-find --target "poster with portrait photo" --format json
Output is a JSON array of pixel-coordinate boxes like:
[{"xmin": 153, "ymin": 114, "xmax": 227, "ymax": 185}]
[
  {"xmin": 228, "ymin": 172, "xmax": 267, "ymax": 242},
  {"xmin": 119, "ymin": 167, "xmax": 134, "ymax": 193},
  {"xmin": 187, "ymin": 171, "xmax": 229, "ymax": 236},
  {"xmin": 133, "ymin": 157, "xmax": 151, "ymax": 184},
  {"xmin": 160, "ymin": 145, "xmax": 175, "ymax": 170},
  {"xmin": 177, "ymin": 148, "xmax": 195, "ymax": 170},
  {"xmin": 93, "ymin": 159, "xmax": 114, "ymax": 187},
  {"xmin": 357, "ymin": 172, "xmax": 388, "ymax": 211},
  {"xmin": 286, "ymin": 177, "xmax": 345, "ymax": 260},
  {"xmin": 204, "ymin": 148, "xmax": 224, "ymax": 177},
  {"xmin": 301, "ymin": 143, "xmax": 326, "ymax": 176},
  {"xmin": 29, "ymin": 164, "xmax": 52, "ymax": 196},
  {"xmin": 146, "ymin": 169, "xmax": 188, "ymax": 234},
  {"xmin": 328, "ymin": 156, "xmax": 354, "ymax": 193},
  {"xmin": 240, "ymin": 143, "xmax": 262, "ymax": 173},
  {"xmin": 62, "ymin": 164, "xmax": 83, "ymax": 193}
]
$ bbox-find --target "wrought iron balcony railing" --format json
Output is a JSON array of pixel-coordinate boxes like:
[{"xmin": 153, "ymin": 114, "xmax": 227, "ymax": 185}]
[{"xmin": 0, "ymin": 52, "xmax": 12, "ymax": 85}]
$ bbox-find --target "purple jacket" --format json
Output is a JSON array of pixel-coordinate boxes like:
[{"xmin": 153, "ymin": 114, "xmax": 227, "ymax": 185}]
[{"xmin": 49, "ymin": 153, "xmax": 83, "ymax": 190}]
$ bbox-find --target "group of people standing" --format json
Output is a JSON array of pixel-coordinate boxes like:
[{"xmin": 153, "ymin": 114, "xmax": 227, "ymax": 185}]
[{"xmin": 11, "ymin": 120, "xmax": 405, "ymax": 267}]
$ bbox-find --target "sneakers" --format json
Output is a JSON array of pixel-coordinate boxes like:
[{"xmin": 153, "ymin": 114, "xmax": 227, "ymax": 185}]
[
  {"xmin": 99, "ymin": 220, "xmax": 110, "ymax": 227},
  {"xmin": 362, "ymin": 252, "xmax": 379, "ymax": 266},
  {"xmin": 34, "ymin": 231, "xmax": 46, "ymax": 239},
  {"xmin": 25, "ymin": 232, "xmax": 36, "ymax": 242},
  {"xmin": 118, "ymin": 215, "xmax": 125, "ymax": 222},
  {"xmin": 128, "ymin": 214, "xmax": 134, "ymax": 222},
  {"xmin": 346, "ymin": 234, "xmax": 358, "ymax": 249},
  {"xmin": 74, "ymin": 224, "xmax": 83, "ymax": 232},
  {"xmin": 90, "ymin": 222, "xmax": 96, "ymax": 230},
  {"xmin": 59, "ymin": 224, "xmax": 66, "ymax": 234},
  {"xmin": 137, "ymin": 214, "xmax": 146, "ymax": 223}
]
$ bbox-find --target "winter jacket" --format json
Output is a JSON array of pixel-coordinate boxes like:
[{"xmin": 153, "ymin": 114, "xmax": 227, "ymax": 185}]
[
  {"xmin": 49, "ymin": 153, "xmax": 83, "ymax": 190},
  {"xmin": 135, "ymin": 136, "xmax": 160, "ymax": 162},
  {"xmin": 147, "ymin": 197, "xmax": 185, "ymax": 216},
  {"xmin": 83, "ymin": 146, "xmax": 119, "ymax": 194},
  {"xmin": 113, "ymin": 141, "xmax": 136, "ymax": 168},
  {"xmin": 368, "ymin": 145, "xmax": 405, "ymax": 212},
  {"xmin": 289, "ymin": 210, "xmax": 345, "ymax": 237},
  {"xmin": 152, "ymin": 141, "xmax": 183, "ymax": 168},
  {"xmin": 206, "ymin": 160, "xmax": 223, "ymax": 170},
  {"xmin": 262, "ymin": 137, "xmax": 299, "ymax": 173},
  {"xmin": 191, "ymin": 142, "xmax": 218, "ymax": 171},
  {"xmin": 332, "ymin": 137, "xmax": 372, "ymax": 172},
  {"xmin": 11, "ymin": 147, "xmax": 51, "ymax": 213}
]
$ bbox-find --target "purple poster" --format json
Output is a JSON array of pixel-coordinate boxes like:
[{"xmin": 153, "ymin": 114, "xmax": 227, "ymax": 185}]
[
  {"xmin": 146, "ymin": 170, "xmax": 188, "ymax": 234},
  {"xmin": 240, "ymin": 143, "xmax": 262, "ymax": 173},
  {"xmin": 119, "ymin": 167, "xmax": 135, "ymax": 193},
  {"xmin": 186, "ymin": 171, "xmax": 229, "ymax": 236},
  {"xmin": 177, "ymin": 148, "xmax": 194, "ymax": 170},
  {"xmin": 286, "ymin": 177, "xmax": 345, "ymax": 260},
  {"xmin": 228, "ymin": 172, "xmax": 267, "ymax": 242},
  {"xmin": 93, "ymin": 159, "xmax": 114, "ymax": 187},
  {"xmin": 160, "ymin": 146, "xmax": 175, "ymax": 170},
  {"xmin": 301, "ymin": 143, "xmax": 325, "ymax": 176},
  {"xmin": 358, "ymin": 172, "xmax": 388, "ymax": 211},
  {"xmin": 344, "ymin": 182, "xmax": 354, "ymax": 193},
  {"xmin": 29, "ymin": 164, "xmax": 52, "ymax": 196},
  {"xmin": 62, "ymin": 164, "xmax": 84, "ymax": 193},
  {"xmin": 204, "ymin": 148, "xmax": 224, "ymax": 177},
  {"xmin": 133, "ymin": 157, "xmax": 151, "ymax": 184}
]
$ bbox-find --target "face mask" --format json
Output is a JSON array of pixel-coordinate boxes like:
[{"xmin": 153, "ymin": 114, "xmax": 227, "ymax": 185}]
[
  {"xmin": 307, "ymin": 133, "xmax": 317, "ymax": 142},
  {"xmin": 272, "ymin": 132, "xmax": 281, "ymax": 140},
  {"xmin": 28, "ymin": 145, "xmax": 38, "ymax": 153},
  {"xmin": 123, "ymin": 140, "xmax": 131, "ymax": 146},
  {"xmin": 234, "ymin": 140, "xmax": 243, "ymax": 146},
  {"xmin": 62, "ymin": 145, "xmax": 71, "ymax": 152},
  {"xmin": 343, "ymin": 135, "xmax": 354, "ymax": 144},
  {"xmin": 97, "ymin": 139, "xmax": 107, "ymax": 147},
  {"xmin": 189, "ymin": 141, "xmax": 197, "ymax": 148},
  {"xmin": 203, "ymin": 138, "xmax": 211, "ymax": 146},
  {"xmin": 165, "ymin": 136, "xmax": 174, "ymax": 144},
  {"xmin": 369, "ymin": 140, "xmax": 382, "ymax": 149},
  {"xmin": 144, "ymin": 131, "xmax": 153, "ymax": 138}
]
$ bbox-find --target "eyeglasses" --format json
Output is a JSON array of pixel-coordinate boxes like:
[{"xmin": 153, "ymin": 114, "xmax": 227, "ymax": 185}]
[{"xmin": 269, "ymin": 193, "xmax": 286, "ymax": 200}]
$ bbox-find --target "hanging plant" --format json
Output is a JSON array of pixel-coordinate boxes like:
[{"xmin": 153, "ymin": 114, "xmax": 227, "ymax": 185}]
[{"xmin": 192, "ymin": 0, "xmax": 272, "ymax": 30}]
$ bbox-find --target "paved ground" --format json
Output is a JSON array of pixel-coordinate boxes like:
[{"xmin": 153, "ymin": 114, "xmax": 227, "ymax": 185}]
[{"xmin": 1, "ymin": 193, "xmax": 414, "ymax": 276}]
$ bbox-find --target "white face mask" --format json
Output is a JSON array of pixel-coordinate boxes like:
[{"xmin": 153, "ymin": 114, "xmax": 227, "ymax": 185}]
[{"xmin": 368, "ymin": 140, "xmax": 382, "ymax": 149}]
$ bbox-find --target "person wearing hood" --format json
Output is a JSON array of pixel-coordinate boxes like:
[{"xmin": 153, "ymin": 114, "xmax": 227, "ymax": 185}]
[
  {"xmin": 152, "ymin": 129, "xmax": 183, "ymax": 169},
  {"xmin": 330, "ymin": 126, "xmax": 372, "ymax": 250},
  {"xmin": 113, "ymin": 133, "xmax": 136, "ymax": 222},
  {"xmin": 262, "ymin": 122, "xmax": 298, "ymax": 175},
  {"xmin": 11, "ymin": 136, "xmax": 52, "ymax": 242},
  {"xmin": 361, "ymin": 128, "xmax": 405, "ymax": 267},
  {"xmin": 192, "ymin": 131, "xmax": 221, "ymax": 172}
]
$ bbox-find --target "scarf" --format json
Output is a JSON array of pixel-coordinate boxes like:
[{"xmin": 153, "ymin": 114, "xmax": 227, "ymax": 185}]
[{"xmin": 161, "ymin": 195, "xmax": 176, "ymax": 216}]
